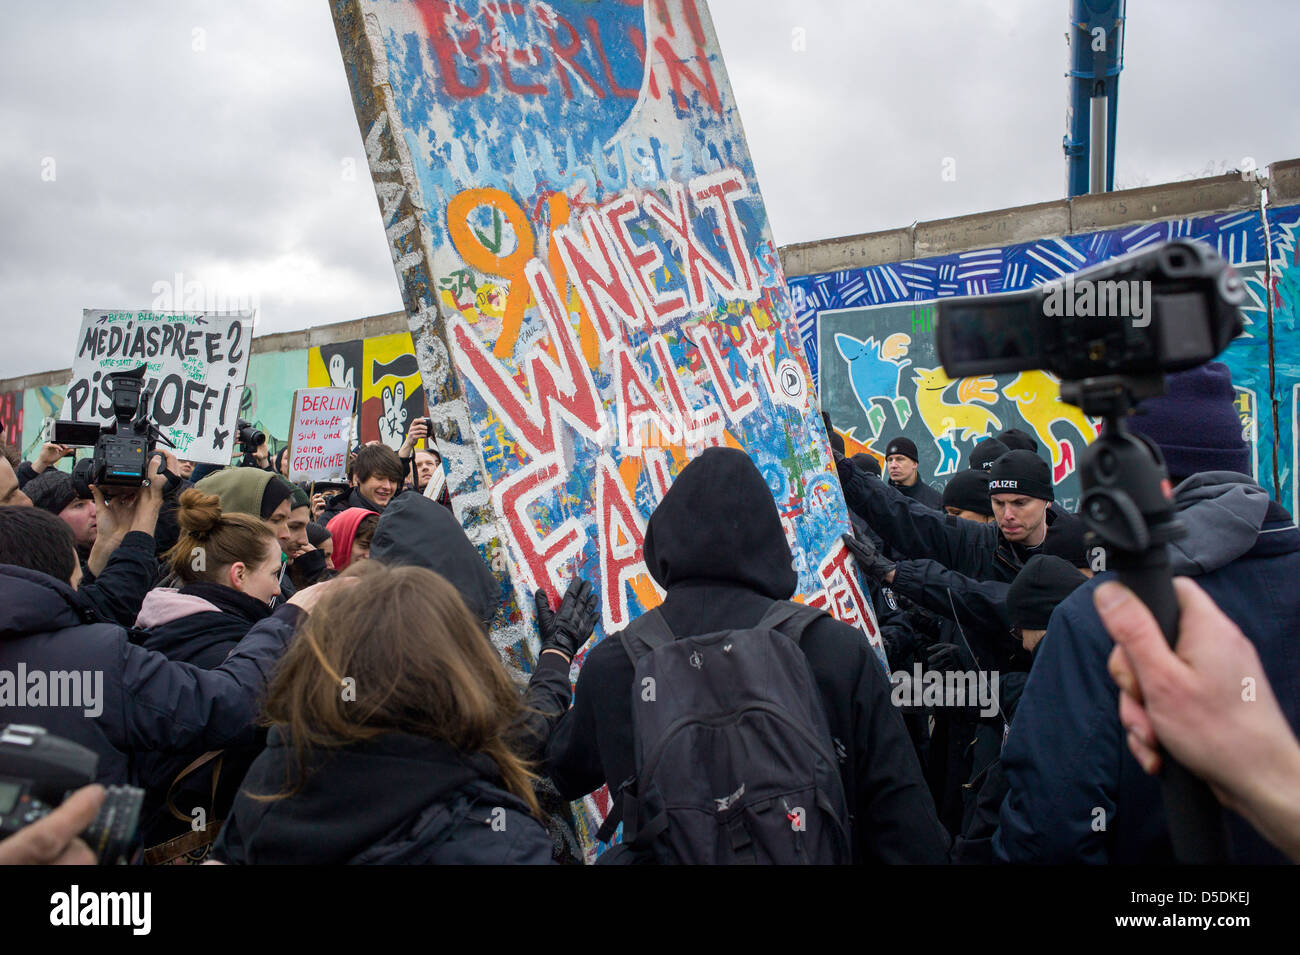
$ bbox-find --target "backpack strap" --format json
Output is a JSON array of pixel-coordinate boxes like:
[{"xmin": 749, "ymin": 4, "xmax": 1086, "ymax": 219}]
[
  {"xmin": 755, "ymin": 601, "xmax": 828, "ymax": 647},
  {"xmin": 615, "ymin": 607, "xmax": 675, "ymax": 668}
]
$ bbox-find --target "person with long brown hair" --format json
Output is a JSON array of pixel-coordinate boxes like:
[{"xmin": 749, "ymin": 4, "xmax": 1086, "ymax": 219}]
[{"xmin": 211, "ymin": 560, "xmax": 556, "ymax": 864}]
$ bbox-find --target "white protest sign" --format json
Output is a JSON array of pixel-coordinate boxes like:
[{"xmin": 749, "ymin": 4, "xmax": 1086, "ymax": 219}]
[
  {"xmin": 287, "ymin": 388, "xmax": 355, "ymax": 482},
  {"xmin": 60, "ymin": 309, "xmax": 254, "ymax": 465}
]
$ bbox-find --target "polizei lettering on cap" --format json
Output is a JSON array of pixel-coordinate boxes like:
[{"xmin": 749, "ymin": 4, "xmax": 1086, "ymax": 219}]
[{"xmin": 989, "ymin": 480, "xmax": 1019, "ymax": 490}]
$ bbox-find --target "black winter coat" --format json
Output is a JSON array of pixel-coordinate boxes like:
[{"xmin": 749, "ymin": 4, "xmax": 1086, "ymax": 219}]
[
  {"xmin": 136, "ymin": 582, "xmax": 273, "ymax": 669},
  {"xmin": 131, "ymin": 582, "xmax": 276, "ymax": 855},
  {"xmin": 77, "ymin": 530, "xmax": 160, "ymax": 628},
  {"xmin": 214, "ymin": 729, "xmax": 553, "ymax": 864},
  {"xmin": 545, "ymin": 447, "xmax": 951, "ymax": 864},
  {"xmin": 0, "ymin": 564, "xmax": 298, "ymax": 786},
  {"xmin": 891, "ymin": 476, "xmax": 944, "ymax": 511},
  {"xmin": 842, "ymin": 466, "xmax": 1079, "ymax": 584}
]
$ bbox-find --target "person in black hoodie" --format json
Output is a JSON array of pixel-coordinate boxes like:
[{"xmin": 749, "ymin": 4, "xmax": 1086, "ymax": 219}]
[
  {"xmin": 368, "ymin": 493, "xmax": 585, "ymax": 763},
  {"xmin": 545, "ymin": 447, "xmax": 951, "ymax": 863},
  {"xmin": 212, "ymin": 560, "xmax": 555, "ymax": 864}
]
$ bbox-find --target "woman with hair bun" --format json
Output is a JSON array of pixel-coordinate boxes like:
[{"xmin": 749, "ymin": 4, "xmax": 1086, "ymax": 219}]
[
  {"xmin": 134, "ymin": 488, "xmax": 283, "ymax": 668},
  {"xmin": 132, "ymin": 488, "xmax": 285, "ymax": 863}
]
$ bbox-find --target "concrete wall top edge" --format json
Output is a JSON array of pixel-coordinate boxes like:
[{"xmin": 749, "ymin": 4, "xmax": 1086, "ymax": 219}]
[
  {"xmin": 1268, "ymin": 158, "xmax": 1300, "ymax": 204},
  {"xmin": 780, "ymin": 162, "xmax": 1293, "ymax": 277}
]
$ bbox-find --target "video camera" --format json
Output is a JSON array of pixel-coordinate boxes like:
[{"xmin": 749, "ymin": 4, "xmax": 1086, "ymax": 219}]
[
  {"xmin": 933, "ymin": 239, "xmax": 1245, "ymax": 865},
  {"xmin": 936, "ymin": 240, "xmax": 1244, "ymax": 383},
  {"xmin": 235, "ymin": 417, "xmax": 265, "ymax": 467},
  {"xmin": 0, "ymin": 724, "xmax": 143, "ymax": 865},
  {"xmin": 50, "ymin": 365, "xmax": 174, "ymax": 492}
]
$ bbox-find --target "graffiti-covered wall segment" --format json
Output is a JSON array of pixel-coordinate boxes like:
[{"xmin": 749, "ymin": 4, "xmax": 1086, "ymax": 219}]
[{"xmin": 794, "ymin": 206, "xmax": 1300, "ymax": 512}]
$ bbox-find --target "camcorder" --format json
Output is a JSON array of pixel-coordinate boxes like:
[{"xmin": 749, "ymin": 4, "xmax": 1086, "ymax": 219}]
[
  {"xmin": 0, "ymin": 724, "xmax": 143, "ymax": 865},
  {"xmin": 934, "ymin": 238, "xmax": 1246, "ymax": 865},
  {"xmin": 936, "ymin": 240, "xmax": 1244, "ymax": 381},
  {"xmin": 50, "ymin": 365, "xmax": 174, "ymax": 493}
]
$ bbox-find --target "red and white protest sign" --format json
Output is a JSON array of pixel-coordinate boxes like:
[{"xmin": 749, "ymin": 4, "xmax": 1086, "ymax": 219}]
[{"xmin": 287, "ymin": 388, "xmax": 354, "ymax": 482}]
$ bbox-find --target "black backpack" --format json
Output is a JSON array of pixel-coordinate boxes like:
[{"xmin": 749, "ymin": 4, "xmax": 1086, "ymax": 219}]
[{"xmin": 596, "ymin": 602, "xmax": 852, "ymax": 865}]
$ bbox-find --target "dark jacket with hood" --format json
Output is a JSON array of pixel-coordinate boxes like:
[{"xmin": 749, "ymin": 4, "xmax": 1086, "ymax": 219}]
[
  {"xmin": 0, "ymin": 563, "xmax": 298, "ymax": 786},
  {"xmin": 130, "ymin": 581, "xmax": 276, "ymax": 853},
  {"xmin": 213, "ymin": 728, "xmax": 553, "ymax": 864},
  {"xmin": 545, "ymin": 447, "xmax": 951, "ymax": 864},
  {"xmin": 368, "ymin": 494, "xmax": 572, "ymax": 764},
  {"xmin": 994, "ymin": 472, "xmax": 1300, "ymax": 863}
]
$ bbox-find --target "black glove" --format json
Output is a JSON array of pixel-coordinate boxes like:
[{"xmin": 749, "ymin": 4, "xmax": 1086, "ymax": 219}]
[
  {"xmin": 841, "ymin": 532, "xmax": 897, "ymax": 583},
  {"xmin": 923, "ymin": 642, "xmax": 975, "ymax": 673},
  {"xmin": 535, "ymin": 579, "xmax": 599, "ymax": 662},
  {"xmin": 881, "ymin": 625, "xmax": 919, "ymax": 666}
]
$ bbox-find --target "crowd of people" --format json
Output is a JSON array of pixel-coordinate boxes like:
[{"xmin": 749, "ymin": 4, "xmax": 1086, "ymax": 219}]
[{"xmin": 0, "ymin": 359, "xmax": 1298, "ymax": 865}]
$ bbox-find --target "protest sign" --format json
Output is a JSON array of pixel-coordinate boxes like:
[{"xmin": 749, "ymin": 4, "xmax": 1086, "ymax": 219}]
[
  {"xmin": 60, "ymin": 309, "xmax": 254, "ymax": 464},
  {"xmin": 287, "ymin": 387, "xmax": 355, "ymax": 482}
]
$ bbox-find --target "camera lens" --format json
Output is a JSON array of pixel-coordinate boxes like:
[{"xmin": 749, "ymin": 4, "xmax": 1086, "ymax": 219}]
[{"xmin": 82, "ymin": 784, "xmax": 144, "ymax": 865}]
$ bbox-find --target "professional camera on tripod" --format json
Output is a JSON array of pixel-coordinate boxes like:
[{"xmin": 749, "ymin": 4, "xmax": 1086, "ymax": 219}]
[
  {"xmin": 934, "ymin": 238, "xmax": 1246, "ymax": 864},
  {"xmin": 50, "ymin": 365, "xmax": 176, "ymax": 494}
]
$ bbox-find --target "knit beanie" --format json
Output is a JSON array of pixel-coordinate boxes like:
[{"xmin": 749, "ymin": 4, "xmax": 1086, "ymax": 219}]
[
  {"xmin": 1126, "ymin": 362, "xmax": 1249, "ymax": 481},
  {"xmin": 988, "ymin": 450, "xmax": 1054, "ymax": 502},
  {"xmin": 306, "ymin": 521, "xmax": 332, "ymax": 548},
  {"xmin": 851, "ymin": 453, "xmax": 882, "ymax": 477},
  {"xmin": 1006, "ymin": 555, "xmax": 1088, "ymax": 630},
  {"xmin": 997, "ymin": 428, "xmax": 1039, "ymax": 453},
  {"xmin": 26, "ymin": 470, "xmax": 82, "ymax": 515},
  {"xmin": 885, "ymin": 436, "xmax": 919, "ymax": 463},
  {"xmin": 941, "ymin": 469, "xmax": 993, "ymax": 517},
  {"xmin": 969, "ymin": 438, "xmax": 1010, "ymax": 471},
  {"xmin": 195, "ymin": 467, "xmax": 278, "ymax": 520}
]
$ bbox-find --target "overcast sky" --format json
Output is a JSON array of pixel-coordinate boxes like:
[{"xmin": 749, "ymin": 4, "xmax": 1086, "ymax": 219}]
[{"xmin": 2, "ymin": 0, "xmax": 1296, "ymax": 379}]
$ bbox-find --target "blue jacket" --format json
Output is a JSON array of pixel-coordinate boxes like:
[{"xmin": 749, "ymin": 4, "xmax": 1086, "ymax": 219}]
[
  {"xmin": 994, "ymin": 473, "xmax": 1300, "ymax": 863},
  {"xmin": 0, "ymin": 563, "xmax": 298, "ymax": 787}
]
